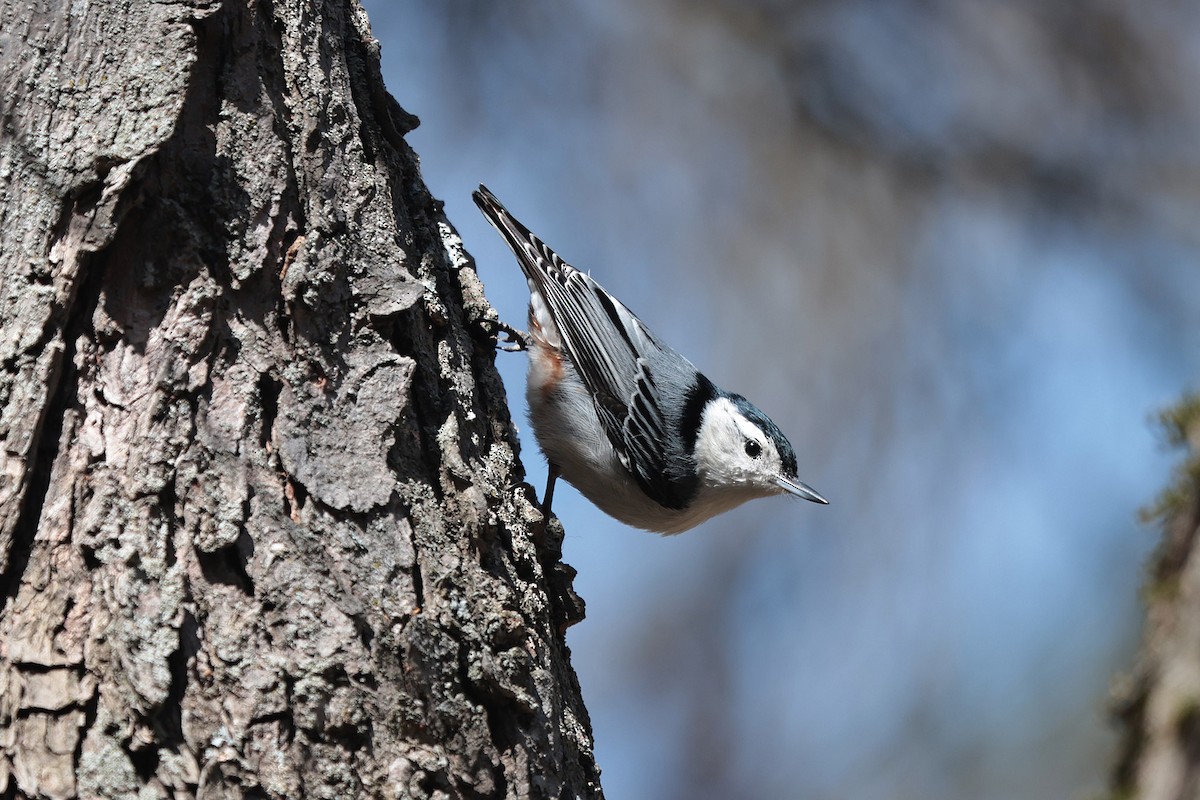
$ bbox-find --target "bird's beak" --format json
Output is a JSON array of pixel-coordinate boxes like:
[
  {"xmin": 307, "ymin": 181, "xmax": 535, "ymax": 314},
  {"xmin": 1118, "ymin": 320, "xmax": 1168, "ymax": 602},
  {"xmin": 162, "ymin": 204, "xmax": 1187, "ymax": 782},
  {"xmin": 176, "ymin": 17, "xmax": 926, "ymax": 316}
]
[{"xmin": 776, "ymin": 475, "xmax": 829, "ymax": 505}]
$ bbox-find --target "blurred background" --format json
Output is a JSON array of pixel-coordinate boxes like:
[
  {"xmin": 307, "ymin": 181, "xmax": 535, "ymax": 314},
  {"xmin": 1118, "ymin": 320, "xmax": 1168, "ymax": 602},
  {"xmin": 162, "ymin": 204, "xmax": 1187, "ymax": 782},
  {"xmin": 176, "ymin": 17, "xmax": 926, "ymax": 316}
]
[{"xmin": 362, "ymin": 2, "xmax": 1200, "ymax": 797}]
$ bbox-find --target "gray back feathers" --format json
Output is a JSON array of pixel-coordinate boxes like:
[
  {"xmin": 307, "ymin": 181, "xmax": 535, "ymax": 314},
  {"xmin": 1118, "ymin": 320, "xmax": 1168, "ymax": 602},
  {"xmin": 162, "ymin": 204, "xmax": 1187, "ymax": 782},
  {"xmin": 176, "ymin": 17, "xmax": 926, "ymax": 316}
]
[{"xmin": 473, "ymin": 186, "xmax": 705, "ymax": 509}]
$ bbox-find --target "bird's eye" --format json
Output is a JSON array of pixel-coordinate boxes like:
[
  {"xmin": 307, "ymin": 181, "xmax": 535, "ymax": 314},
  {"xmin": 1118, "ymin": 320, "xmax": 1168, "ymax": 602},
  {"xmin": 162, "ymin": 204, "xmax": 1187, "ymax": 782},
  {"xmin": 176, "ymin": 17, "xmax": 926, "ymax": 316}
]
[{"xmin": 744, "ymin": 440, "xmax": 762, "ymax": 458}]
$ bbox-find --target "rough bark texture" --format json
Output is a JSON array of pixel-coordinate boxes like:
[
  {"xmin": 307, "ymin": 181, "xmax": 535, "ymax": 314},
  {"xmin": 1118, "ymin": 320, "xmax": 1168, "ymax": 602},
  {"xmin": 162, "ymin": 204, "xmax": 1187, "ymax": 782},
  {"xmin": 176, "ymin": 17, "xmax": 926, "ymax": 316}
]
[
  {"xmin": 0, "ymin": 1, "xmax": 601, "ymax": 798},
  {"xmin": 1112, "ymin": 396, "xmax": 1200, "ymax": 800}
]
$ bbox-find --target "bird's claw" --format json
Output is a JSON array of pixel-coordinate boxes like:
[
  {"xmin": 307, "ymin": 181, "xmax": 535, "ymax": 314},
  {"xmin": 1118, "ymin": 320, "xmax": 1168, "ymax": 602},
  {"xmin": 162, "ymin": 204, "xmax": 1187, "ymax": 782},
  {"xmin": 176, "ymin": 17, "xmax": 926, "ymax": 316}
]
[{"xmin": 492, "ymin": 320, "xmax": 529, "ymax": 352}]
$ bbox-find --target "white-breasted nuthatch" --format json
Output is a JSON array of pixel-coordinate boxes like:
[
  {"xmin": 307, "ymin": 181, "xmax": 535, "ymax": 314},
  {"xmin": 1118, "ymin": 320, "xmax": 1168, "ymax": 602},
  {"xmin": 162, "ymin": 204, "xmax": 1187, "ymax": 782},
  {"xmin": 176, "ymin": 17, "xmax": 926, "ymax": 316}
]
[{"xmin": 474, "ymin": 186, "xmax": 827, "ymax": 534}]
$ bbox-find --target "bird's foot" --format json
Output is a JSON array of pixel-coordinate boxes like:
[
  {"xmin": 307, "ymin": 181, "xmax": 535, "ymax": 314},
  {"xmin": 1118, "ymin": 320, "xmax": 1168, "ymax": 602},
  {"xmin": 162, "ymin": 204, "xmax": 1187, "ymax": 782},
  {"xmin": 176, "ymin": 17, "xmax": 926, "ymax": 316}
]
[{"xmin": 484, "ymin": 319, "xmax": 529, "ymax": 352}]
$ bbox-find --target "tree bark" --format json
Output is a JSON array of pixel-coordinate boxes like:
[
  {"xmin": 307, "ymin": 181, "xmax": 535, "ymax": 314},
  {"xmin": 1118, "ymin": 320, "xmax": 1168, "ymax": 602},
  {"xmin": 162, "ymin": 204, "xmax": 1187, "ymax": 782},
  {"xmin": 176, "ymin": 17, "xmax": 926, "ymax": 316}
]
[
  {"xmin": 1112, "ymin": 396, "xmax": 1200, "ymax": 800},
  {"xmin": 0, "ymin": 1, "xmax": 601, "ymax": 798}
]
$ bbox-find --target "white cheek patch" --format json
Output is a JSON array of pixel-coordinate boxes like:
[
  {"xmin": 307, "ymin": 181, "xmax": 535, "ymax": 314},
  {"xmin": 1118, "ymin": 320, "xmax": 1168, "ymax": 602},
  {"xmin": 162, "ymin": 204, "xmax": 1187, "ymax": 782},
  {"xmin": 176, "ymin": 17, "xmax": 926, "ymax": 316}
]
[
  {"xmin": 696, "ymin": 399, "xmax": 753, "ymax": 473},
  {"xmin": 691, "ymin": 396, "xmax": 787, "ymax": 499},
  {"xmin": 698, "ymin": 398, "xmax": 740, "ymax": 447},
  {"xmin": 709, "ymin": 399, "xmax": 781, "ymax": 471}
]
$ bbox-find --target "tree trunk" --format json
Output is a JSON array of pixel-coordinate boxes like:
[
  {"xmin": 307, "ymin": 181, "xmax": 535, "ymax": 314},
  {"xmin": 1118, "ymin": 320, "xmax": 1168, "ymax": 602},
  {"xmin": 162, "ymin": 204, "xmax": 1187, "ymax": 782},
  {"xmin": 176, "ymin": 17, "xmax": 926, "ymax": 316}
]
[
  {"xmin": 0, "ymin": 1, "xmax": 601, "ymax": 798},
  {"xmin": 1112, "ymin": 396, "xmax": 1200, "ymax": 800}
]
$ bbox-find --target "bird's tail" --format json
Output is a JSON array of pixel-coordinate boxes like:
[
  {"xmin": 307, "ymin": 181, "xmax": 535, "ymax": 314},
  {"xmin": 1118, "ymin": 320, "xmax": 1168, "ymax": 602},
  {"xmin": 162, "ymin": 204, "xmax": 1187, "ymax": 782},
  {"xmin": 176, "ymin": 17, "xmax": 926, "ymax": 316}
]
[
  {"xmin": 472, "ymin": 186, "xmax": 534, "ymax": 272},
  {"xmin": 473, "ymin": 185, "xmax": 573, "ymax": 348},
  {"xmin": 472, "ymin": 185, "xmax": 570, "ymax": 287}
]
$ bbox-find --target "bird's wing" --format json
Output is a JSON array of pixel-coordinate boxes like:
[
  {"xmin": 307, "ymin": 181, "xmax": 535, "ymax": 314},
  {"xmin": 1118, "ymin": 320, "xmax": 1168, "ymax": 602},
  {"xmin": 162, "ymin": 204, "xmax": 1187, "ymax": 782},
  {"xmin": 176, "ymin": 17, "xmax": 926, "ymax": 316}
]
[{"xmin": 473, "ymin": 186, "xmax": 697, "ymax": 509}]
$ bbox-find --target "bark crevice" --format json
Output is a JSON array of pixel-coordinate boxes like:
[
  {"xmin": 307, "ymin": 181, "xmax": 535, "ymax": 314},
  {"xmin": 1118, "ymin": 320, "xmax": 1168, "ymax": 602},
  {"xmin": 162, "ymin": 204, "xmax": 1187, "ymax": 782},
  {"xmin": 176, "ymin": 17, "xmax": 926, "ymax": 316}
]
[{"xmin": 0, "ymin": 231, "xmax": 102, "ymax": 612}]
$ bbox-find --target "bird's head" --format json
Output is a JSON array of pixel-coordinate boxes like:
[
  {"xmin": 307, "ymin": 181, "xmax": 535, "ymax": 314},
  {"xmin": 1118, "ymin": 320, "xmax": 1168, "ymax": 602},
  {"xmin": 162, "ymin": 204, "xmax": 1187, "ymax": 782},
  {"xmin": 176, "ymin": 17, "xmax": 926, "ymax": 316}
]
[{"xmin": 692, "ymin": 393, "xmax": 828, "ymax": 505}]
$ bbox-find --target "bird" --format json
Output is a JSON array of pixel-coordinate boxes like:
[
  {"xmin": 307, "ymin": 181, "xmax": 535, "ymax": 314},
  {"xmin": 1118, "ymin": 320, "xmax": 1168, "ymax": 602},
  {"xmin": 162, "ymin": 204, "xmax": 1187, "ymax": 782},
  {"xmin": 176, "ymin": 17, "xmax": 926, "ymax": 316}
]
[{"xmin": 473, "ymin": 185, "xmax": 827, "ymax": 534}]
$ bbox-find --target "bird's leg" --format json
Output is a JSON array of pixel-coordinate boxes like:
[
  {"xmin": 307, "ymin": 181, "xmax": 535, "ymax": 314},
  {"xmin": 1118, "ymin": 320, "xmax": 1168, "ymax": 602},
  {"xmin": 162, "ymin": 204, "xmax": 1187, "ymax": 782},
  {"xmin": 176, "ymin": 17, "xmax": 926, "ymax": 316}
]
[{"xmin": 542, "ymin": 464, "xmax": 560, "ymax": 517}]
